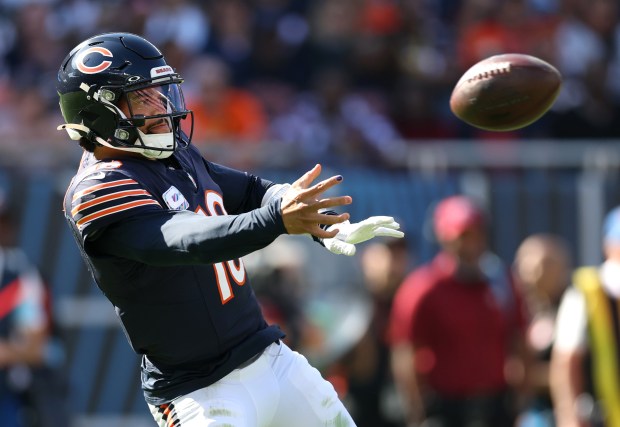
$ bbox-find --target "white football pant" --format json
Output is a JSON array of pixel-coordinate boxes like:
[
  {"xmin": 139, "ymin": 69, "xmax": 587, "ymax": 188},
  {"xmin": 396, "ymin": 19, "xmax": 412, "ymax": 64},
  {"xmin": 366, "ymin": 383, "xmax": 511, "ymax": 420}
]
[{"xmin": 148, "ymin": 341, "xmax": 356, "ymax": 427}]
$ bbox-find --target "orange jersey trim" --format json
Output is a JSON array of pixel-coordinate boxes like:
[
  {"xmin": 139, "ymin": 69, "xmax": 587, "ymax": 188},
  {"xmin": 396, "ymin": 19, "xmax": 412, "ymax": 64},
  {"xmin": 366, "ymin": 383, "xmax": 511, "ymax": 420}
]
[
  {"xmin": 71, "ymin": 189, "xmax": 153, "ymax": 216},
  {"xmin": 72, "ymin": 179, "xmax": 137, "ymax": 202},
  {"xmin": 76, "ymin": 199, "xmax": 160, "ymax": 228}
]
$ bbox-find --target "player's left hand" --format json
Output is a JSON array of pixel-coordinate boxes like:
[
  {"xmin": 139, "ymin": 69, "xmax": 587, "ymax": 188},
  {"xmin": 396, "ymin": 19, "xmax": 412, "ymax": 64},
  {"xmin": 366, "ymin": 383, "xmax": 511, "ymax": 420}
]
[{"xmin": 323, "ymin": 216, "xmax": 404, "ymax": 256}]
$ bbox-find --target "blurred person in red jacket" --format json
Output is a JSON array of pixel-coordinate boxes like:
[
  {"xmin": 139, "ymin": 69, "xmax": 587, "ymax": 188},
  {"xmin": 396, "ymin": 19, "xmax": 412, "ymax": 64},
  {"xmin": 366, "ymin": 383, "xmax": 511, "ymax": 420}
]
[{"xmin": 388, "ymin": 195, "xmax": 530, "ymax": 427}]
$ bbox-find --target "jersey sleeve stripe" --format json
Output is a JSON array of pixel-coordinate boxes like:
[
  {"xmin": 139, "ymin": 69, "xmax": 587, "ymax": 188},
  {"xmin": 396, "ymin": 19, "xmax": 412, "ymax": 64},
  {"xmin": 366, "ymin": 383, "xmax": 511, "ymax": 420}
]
[
  {"xmin": 76, "ymin": 199, "xmax": 160, "ymax": 229},
  {"xmin": 71, "ymin": 189, "xmax": 154, "ymax": 216},
  {"xmin": 72, "ymin": 179, "xmax": 138, "ymax": 202}
]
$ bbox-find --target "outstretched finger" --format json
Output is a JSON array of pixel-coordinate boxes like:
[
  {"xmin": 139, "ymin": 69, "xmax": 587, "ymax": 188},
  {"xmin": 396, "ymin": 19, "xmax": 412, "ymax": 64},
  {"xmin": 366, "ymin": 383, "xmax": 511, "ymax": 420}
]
[
  {"xmin": 374, "ymin": 227, "xmax": 405, "ymax": 238},
  {"xmin": 315, "ymin": 211, "xmax": 350, "ymax": 225},
  {"xmin": 302, "ymin": 174, "xmax": 345, "ymax": 199},
  {"xmin": 361, "ymin": 216, "xmax": 397, "ymax": 226},
  {"xmin": 374, "ymin": 221, "xmax": 400, "ymax": 230},
  {"xmin": 314, "ymin": 196, "xmax": 353, "ymax": 211},
  {"xmin": 291, "ymin": 164, "xmax": 322, "ymax": 190}
]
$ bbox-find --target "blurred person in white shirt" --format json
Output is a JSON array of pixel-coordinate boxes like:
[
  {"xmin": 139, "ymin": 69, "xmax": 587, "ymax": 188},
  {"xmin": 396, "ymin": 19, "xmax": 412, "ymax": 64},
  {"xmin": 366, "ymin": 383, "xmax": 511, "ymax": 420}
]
[{"xmin": 551, "ymin": 205, "xmax": 620, "ymax": 427}]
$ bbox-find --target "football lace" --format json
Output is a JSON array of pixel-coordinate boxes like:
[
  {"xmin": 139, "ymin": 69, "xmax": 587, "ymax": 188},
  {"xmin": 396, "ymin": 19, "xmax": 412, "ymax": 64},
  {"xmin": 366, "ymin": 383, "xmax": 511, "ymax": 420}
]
[{"xmin": 467, "ymin": 62, "xmax": 511, "ymax": 82}]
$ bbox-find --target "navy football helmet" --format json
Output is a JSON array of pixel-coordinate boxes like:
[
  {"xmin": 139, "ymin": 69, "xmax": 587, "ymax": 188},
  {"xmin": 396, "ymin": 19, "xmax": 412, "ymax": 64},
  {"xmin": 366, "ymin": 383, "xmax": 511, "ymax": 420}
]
[{"xmin": 57, "ymin": 33, "xmax": 193, "ymax": 159}]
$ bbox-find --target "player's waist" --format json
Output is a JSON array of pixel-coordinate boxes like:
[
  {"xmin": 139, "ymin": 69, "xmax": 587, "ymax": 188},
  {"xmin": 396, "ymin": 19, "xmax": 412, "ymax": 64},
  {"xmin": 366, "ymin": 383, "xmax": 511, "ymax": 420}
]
[{"xmin": 141, "ymin": 326, "xmax": 285, "ymax": 405}]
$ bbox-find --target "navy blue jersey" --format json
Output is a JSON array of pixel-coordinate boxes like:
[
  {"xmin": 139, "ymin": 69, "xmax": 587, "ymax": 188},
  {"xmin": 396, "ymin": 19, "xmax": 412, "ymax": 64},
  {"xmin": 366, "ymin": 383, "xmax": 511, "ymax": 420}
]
[{"xmin": 63, "ymin": 145, "xmax": 286, "ymax": 404}]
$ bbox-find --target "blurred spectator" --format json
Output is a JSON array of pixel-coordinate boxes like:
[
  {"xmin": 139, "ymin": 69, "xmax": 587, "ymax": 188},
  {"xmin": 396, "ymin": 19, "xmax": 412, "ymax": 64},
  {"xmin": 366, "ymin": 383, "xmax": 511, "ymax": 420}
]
[
  {"xmin": 389, "ymin": 1, "xmax": 461, "ymax": 140},
  {"xmin": 185, "ymin": 55, "xmax": 269, "ymax": 166},
  {"xmin": 547, "ymin": 57, "xmax": 620, "ymax": 139},
  {"xmin": 455, "ymin": 0, "xmax": 558, "ymax": 69},
  {"xmin": 389, "ymin": 78, "xmax": 459, "ymax": 140},
  {"xmin": 0, "ymin": 0, "xmax": 620, "ymax": 162},
  {"xmin": 143, "ymin": 0, "xmax": 209, "ymax": 59},
  {"xmin": 11, "ymin": 3, "xmax": 63, "ymax": 89},
  {"xmin": 14, "ymin": 87, "xmax": 65, "ymax": 144},
  {"xmin": 247, "ymin": 236, "xmax": 376, "ymax": 369},
  {"xmin": 327, "ymin": 238, "xmax": 411, "ymax": 427},
  {"xmin": 552, "ymin": 0, "xmax": 620, "ymax": 97},
  {"xmin": 250, "ymin": 0, "xmax": 312, "ymax": 88},
  {"xmin": 247, "ymin": 238, "xmax": 311, "ymax": 351},
  {"xmin": 388, "ymin": 195, "xmax": 530, "ymax": 427},
  {"xmin": 47, "ymin": 0, "xmax": 103, "ymax": 48},
  {"xmin": 551, "ymin": 206, "xmax": 620, "ymax": 427},
  {"xmin": 0, "ymin": 7, "xmax": 16, "ymax": 79},
  {"xmin": 307, "ymin": 0, "xmax": 360, "ymax": 71},
  {"xmin": 141, "ymin": 0, "xmax": 210, "ymax": 75},
  {"xmin": 514, "ymin": 233, "xmax": 572, "ymax": 427},
  {"xmin": 0, "ymin": 192, "xmax": 69, "ymax": 427},
  {"xmin": 203, "ymin": 0, "xmax": 256, "ymax": 85},
  {"xmin": 547, "ymin": 0, "xmax": 620, "ymax": 139},
  {"xmin": 348, "ymin": 0, "xmax": 402, "ymax": 91},
  {"xmin": 0, "ymin": 82, "xmax": 67, "ymax": 162},
  {"xmin": 456, "ymin": 0, "xmax": 525, "ymax": 69},
  {"xmin": 269, "ymin": 66, "xmax": 405, "ymax": 168}
]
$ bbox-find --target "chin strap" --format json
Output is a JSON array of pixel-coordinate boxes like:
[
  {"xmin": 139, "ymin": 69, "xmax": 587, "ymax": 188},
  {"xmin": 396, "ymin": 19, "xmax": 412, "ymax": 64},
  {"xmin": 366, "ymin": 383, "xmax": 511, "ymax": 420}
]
[
  {"xmin": 57, "ymin": 123, "xmax": 174, "ymax": 159},
  {"xmin": 56, "ymin": 123, "xmax": 147, "ymax": 155}
]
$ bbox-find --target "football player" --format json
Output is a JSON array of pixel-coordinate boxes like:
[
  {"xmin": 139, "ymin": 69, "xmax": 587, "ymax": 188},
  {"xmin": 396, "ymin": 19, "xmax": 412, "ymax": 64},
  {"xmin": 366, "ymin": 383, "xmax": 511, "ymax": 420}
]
[{"xmin": 57, "ymin": 33, "xmax": 403, "ymax": 427}]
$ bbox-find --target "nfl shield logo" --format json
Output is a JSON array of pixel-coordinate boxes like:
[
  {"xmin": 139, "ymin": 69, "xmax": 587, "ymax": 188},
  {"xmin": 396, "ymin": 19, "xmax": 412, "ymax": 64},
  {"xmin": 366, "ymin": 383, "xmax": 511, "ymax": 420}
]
[{"xmin": 163, "ymin": 186, "xmax": 190, "ymax": 211}]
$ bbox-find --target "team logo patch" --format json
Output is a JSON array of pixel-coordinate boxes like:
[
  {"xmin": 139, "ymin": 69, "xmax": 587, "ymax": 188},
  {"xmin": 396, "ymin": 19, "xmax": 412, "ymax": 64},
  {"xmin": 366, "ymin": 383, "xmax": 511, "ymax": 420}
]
[
  {"xmin": 163, "ymin": 186, "xmax": 189, "ymax": 211},
  {"xmin": 75, "ymin": 47, "xmax": 113, "ymax": 74},
  {"xmin": 151, "ymin": 65, "xmax": 174, "ymax": 78}
]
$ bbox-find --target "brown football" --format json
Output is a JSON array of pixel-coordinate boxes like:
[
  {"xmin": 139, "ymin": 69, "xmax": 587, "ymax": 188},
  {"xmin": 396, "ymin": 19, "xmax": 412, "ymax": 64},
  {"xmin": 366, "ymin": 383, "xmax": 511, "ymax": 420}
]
[{"xmin": 449, "ymin": 53, "xmax": 562, "ymax": 131}]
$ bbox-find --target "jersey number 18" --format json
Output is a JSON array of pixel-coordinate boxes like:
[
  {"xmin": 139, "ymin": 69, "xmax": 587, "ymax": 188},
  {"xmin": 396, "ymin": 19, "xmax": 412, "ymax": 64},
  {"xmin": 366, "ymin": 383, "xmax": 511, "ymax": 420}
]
[{"xmin": 196, "ymin": 191, "xmax": 247, "ymax": 304}]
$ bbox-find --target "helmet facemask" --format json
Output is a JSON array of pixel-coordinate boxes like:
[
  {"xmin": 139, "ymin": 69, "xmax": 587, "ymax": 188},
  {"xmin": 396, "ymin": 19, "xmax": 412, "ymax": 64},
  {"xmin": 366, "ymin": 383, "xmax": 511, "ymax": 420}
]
[
  {"xmin": 59, "ymin": 74, "xmax": 193, "ymax": 159},
  {"xmin": 113, "ymin": 76, "xmax": 193, "ymax": 159}
]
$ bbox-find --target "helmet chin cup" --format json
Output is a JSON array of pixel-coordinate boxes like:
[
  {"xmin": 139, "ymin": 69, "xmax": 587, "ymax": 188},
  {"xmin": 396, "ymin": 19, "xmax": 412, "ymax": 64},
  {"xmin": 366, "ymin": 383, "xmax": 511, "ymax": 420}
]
[{"xmin": 137, "ymin": 130, "xmax": 175, "ymax": 159}]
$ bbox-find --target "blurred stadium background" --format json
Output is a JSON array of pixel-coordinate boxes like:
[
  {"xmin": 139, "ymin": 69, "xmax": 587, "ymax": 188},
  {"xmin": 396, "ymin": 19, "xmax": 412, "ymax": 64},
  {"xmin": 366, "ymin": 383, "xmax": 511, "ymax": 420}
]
[{"xmin": 2, "ymin": 0, "xmax": 620, "ymax": 425}]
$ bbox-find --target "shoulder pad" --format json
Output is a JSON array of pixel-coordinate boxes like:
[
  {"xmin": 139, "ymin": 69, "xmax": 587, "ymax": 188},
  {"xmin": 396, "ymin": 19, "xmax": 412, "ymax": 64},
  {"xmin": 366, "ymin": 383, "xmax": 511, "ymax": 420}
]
[{"xmin": 68, "ymin": 168, "xmax": 161, "ymax": 237}]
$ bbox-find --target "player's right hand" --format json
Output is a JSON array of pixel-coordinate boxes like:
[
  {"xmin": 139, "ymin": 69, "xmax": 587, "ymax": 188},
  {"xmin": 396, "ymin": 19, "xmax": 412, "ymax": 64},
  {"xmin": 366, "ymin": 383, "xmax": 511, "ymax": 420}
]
[
  {"xmin": 280, "ymin": 164, "xmax": 352, "ymax": 239},
  {"xmin": 323, "ymin": 216, "xmax": 404, "ymax": 256}
]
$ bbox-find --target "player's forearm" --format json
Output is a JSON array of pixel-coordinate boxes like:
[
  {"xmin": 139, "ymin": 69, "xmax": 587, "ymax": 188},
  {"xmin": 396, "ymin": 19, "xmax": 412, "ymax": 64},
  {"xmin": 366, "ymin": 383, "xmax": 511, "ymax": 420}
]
[
  {"xmin": 175, "ymin": 201, "xmax": 286, "ymax": 263},
  {"xmin": 92, "ymin": 199, "xmax": 286, "ymax": 265}
]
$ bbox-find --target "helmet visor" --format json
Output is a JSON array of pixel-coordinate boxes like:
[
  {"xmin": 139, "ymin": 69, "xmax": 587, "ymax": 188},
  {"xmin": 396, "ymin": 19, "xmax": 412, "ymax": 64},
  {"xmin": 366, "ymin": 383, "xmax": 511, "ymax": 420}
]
[{"xmin": 121, "ymin": 83, "xmax": 187, "ymax": 133}]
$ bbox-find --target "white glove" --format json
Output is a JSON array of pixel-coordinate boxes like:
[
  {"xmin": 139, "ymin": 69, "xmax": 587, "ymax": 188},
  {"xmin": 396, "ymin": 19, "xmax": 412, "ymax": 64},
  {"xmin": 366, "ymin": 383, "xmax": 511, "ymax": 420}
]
[{"xmin": 323, "ymin": 216, "xmax": 404, "ymax": 256}]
